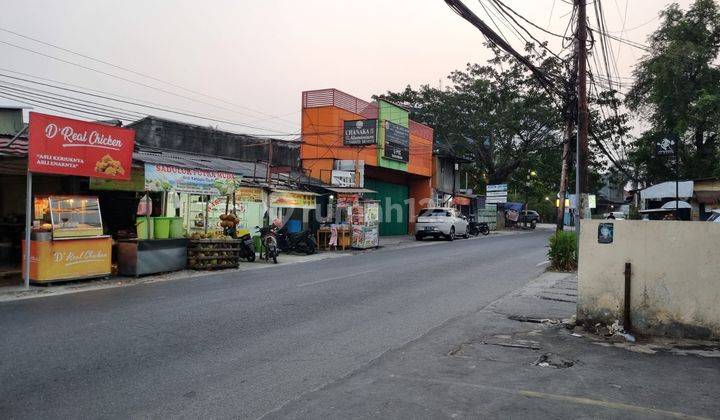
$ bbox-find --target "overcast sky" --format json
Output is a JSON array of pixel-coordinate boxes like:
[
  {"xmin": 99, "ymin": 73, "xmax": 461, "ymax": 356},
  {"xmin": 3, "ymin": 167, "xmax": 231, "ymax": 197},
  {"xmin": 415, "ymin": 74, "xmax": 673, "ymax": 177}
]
[{"xmin": 0, "ymin": 0, "xmax": 693, "ymax": 137}]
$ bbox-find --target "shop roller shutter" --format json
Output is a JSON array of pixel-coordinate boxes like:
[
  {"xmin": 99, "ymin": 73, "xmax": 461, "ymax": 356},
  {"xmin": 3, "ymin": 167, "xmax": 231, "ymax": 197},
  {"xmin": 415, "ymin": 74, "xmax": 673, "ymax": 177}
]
[{"xmin": 364, "ymin": 179, "xmax": 408, "ymax": 236}]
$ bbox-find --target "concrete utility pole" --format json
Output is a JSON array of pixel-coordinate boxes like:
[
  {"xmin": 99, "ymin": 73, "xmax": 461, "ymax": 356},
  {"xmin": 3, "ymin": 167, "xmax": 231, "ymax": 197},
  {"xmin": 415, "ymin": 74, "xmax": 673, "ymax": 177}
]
[
  {"xmin": 556, "ymin": 121, "xmax": 573, "ymax": 232},
  {"xmin": 575, "ymin": 0, "xmax": 590, "ymax": 228},
  {"xmin": 557, "ymin": 41, "xmax": 578, "ymax": 233}
]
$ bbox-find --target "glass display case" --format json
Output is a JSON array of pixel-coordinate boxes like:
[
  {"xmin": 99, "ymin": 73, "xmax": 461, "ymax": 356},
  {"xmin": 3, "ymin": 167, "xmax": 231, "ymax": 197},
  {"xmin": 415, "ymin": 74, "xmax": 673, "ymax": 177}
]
[
  {"xmin": 47, "ymin": 196, "xmax": 104, "ymax": 238},
  {"xmin": 352, "ymin": 200, "xmax": 380, "ymax": 249}
]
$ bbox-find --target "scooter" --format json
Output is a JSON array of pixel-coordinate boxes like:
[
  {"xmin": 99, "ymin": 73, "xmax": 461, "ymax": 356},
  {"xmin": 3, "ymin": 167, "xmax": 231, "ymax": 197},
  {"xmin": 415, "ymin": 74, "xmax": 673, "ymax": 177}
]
[
  {"xmin": 467, "ymin": 221, "xmax": 490, "ymax": 236},
  {"xmin": 256, "ymin": 225, "xmax": 279, "ymax": 264},
  {"xmin": 238, "ymin": 232, "xmax": 256, "ymax": 262},
  {"xmin": 276, "ymin": 226, "xmax": 317, "ymax": 255}
]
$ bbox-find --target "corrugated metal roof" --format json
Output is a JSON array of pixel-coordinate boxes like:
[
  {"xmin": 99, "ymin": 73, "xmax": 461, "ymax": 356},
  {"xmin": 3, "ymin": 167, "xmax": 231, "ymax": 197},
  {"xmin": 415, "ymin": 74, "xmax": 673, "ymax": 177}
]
[
  {"xmin": 0, "ymin": 136, "xmax": 28, "ymax": 157},
  {"xmin": 133, "ymin": 148, "xmax": 267, "ymax": 178}
]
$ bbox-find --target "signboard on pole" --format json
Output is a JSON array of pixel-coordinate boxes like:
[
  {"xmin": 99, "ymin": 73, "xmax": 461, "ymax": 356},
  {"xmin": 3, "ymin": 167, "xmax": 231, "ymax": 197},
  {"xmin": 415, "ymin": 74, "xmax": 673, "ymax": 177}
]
[
  {"xmin": 485, "ymin": 196, "xmax": 508, "ymax": 204},
  {"xmin": 28, "ymin": 112, "xmax": 135, "ymax": 180},
  {"xmin": 383, "ymin": 120, "xmax": 409, "ymax": 162},
  {"xmin": 343, "ymin": 119, "xmax": 377, "ymax": 146},
  {"xmin": 655, "ymin": 133, "xmax": 678, "ymax": 157},
  {"xmin": 485, "ymin": 184, "xmax": 508, "ymax": 204},
  {"xmin": 486, "ymin": 184, "xmax": 508, "ymax": 192},
  {"xmin": 144, "ymin": 163, "xmax": 242, "ymax": 195}
]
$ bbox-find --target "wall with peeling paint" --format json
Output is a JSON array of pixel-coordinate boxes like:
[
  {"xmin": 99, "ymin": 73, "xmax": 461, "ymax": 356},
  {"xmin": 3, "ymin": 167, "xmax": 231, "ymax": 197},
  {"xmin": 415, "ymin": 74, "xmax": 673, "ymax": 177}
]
[{"xmin": 577, "ymin": 219, "xmax": 720, "ymax": 339}]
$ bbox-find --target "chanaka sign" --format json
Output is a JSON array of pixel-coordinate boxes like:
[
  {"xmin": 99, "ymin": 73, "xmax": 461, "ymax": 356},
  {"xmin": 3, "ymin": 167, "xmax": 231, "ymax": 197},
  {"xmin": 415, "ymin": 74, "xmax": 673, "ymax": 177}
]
[{"xmin": 28, "ymin": 112, "xmax": 135, "ymax": 180}]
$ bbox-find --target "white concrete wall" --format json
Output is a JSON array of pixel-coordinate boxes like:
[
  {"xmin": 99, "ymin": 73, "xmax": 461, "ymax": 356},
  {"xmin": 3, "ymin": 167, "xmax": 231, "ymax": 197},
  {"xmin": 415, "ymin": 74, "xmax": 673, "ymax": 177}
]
[{"xmin": 578, "ymin": 219, "xmax": 720, "ymax": 339}]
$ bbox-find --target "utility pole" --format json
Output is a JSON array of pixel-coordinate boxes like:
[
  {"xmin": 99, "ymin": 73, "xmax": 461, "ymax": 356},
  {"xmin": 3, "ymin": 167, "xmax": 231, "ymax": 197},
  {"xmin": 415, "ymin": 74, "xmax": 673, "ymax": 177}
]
[
  {"xmin": 266, "ymin": 139, "xmax": 273, "ymax": 183},
  {"xmin": 557, "ymin": 40, "xmax": 578, "ymax": 233},
  {"xmin": 575, "ymin": 0, "xmax": 590, "ymax": 229},
  {"xmin": 556, "ymin": 122, "xmax": 573, "ymax": 232}
]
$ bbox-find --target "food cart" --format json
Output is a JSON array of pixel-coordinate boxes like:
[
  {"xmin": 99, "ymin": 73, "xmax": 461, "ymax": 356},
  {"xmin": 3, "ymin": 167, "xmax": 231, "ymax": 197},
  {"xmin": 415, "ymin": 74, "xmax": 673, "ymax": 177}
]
[
  {"xmin": 351, "ymin": 200, "xmax": 379, "ymax": 249},
  {"xmin": 23, "ymin": 196, "xmax": 112, "ymax": 283}
]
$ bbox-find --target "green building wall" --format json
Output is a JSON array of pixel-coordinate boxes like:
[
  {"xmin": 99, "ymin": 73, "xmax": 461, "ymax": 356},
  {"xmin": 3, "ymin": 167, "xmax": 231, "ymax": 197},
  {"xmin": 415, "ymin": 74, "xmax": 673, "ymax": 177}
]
[{"xmin": 377, "ymin": 100, "xmax": 409, "ymax": 172}]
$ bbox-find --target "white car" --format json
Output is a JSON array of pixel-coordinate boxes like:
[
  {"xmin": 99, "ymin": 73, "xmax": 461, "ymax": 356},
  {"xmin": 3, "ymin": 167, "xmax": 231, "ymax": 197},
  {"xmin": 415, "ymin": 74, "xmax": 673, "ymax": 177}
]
[{"xmin": 414, "ymin": 207, "xmax": 468, "ymax": 241}]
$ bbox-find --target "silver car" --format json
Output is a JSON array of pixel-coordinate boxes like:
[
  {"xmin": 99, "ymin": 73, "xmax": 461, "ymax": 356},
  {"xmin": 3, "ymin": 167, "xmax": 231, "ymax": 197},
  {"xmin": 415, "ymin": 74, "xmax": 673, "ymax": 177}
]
[{"xmin": 414, "ymin": 207, "xmax": 468, "ymax": 241}]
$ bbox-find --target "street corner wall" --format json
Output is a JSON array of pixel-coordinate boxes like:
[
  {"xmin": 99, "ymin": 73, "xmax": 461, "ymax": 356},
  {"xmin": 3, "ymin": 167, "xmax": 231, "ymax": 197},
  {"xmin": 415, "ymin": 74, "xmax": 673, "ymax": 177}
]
[{"xmin": 578, "ymin": 219, "xmax": 720, "ymax": 339}]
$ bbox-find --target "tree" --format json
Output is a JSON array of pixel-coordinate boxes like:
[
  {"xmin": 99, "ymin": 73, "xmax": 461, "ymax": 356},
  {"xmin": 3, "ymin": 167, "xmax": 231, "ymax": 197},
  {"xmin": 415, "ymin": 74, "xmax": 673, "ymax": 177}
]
[
  {"xmin": 626, "ymin": 0, "xmax": 720, "ymax": 182},
  {"xmin": 377, "ymin": 43, "xmax": 563, "ymax": 191}
]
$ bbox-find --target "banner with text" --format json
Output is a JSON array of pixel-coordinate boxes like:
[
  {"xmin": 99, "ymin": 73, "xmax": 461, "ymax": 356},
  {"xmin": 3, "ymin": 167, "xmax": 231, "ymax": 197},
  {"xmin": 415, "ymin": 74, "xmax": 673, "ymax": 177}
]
[
  {"xmin": 28, "ymin": 112, "xmax": 135, "ymax": 180},
  {"xmin": 343, "ymin": 119, "xmax": 377, "ymax": 146},
  {"xmin": 144, "ymin": 163, "xmax": 242, "ymax": 195},
  {"xmin": 383, "ymin": 120, "xmax": 409, "ymax": 162}
]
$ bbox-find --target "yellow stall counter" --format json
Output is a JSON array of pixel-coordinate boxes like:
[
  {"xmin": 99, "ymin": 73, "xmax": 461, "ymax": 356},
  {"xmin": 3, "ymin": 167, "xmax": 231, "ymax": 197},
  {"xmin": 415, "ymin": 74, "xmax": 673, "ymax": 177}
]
[{"xmin": 23, "ymin": 236, "xmax": 112, "ymax": 283}]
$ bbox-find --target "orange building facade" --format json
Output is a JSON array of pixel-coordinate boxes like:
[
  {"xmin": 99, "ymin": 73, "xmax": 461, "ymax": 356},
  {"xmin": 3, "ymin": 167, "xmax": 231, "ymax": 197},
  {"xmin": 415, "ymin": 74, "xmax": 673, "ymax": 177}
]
[{"xmin": 301, "ymin": 89, "xmax": 434, "ymax": 235}]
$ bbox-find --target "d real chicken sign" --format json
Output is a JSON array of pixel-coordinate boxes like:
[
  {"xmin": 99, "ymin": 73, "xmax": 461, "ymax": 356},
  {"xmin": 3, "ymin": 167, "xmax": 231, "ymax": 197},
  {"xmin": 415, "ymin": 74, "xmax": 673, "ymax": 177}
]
[{"xmin": 28, "ymin": 112, "xmax": 135, "ymax": 180}]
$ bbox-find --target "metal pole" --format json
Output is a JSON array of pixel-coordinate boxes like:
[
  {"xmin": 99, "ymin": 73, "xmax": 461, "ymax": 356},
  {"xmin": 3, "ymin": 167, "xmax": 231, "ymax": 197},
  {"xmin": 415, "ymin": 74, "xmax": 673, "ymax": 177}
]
[
  {"xmin": 675, "ymin": 136, "xmax": 679, "ymax": 220},
  {"xmin": 624, "ymin": 262, "xmax": 632, "ymax": 331},
  {"xmin": 23, "ymin": 171, "xmax": 32, "ymax": 289}
]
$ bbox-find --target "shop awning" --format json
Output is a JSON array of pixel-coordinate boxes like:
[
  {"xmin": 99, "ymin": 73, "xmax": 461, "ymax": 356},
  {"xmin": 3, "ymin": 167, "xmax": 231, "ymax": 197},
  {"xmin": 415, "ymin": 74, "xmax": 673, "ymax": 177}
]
[
  {"xmin": 323, "ymin": 187, "xmax": 377, "ymax": 194},
  {"xmin": 640, "ymin": 181, "xmax": 693, "ymax": 200},
  {"xmin": 694, "ymin": 190, "xmax": 720, "ymax": 204},
  {"xmin": 639, "ymin": 200, "xmax": 691, "ymax": 212}
]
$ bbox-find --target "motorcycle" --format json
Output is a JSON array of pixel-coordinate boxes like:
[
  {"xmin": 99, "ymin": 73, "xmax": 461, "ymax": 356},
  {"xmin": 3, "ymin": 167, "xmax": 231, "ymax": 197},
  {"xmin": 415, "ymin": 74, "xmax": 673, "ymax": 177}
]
[
  {"xmin": 467, "ymin": 221, "xmax": 490, "ymax": 236},
  {"xmin": 276, "ymin": 226, "xmax": 317, "ymax": 255},
  {"xmin": 256, "ymin": 225, "xmax": 279, "ymax": 264},
  {"xmin": 238, "ymin": 232, "xmax": 256, "ymax": 262}
]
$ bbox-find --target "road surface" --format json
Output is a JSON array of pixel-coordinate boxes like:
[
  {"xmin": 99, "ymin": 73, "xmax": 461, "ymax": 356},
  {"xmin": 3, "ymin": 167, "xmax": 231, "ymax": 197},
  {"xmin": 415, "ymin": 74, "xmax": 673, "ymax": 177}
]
[{"xmin": 0, "ymin": 230, "xmax": 550, "ymax": 419}]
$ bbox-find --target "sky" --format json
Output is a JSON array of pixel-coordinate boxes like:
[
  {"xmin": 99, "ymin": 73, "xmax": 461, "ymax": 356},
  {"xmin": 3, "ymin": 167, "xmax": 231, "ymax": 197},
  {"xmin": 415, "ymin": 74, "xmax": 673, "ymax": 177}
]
[{"xmin": 0, "ymin": 0, "xmax": 694, "ymax": 138}]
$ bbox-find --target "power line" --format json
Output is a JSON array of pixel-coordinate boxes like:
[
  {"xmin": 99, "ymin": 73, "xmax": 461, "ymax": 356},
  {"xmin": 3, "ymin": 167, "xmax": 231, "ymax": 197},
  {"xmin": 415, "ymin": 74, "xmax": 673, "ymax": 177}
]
[
  {"xmin": 587, "ymin": 28, "xmax": 650, "ymax": 51},
  {"xmin": 0, "ymin": 72, "xmax": 305, "ymax": 136},
  {"xmin": 492, "ymin": 0, "xmax": 571, "ymax": 39},
  {"xmin": 0, "ymin": 26, "xmax": 299, "ymax": 127},
  {"xmin": 444, "ymin": 0, "xmax": 562, "ymax": 97},
  {"xmin": 487, "ymin": 0, "xmax": 567, "ymax": 60},
  {"xmin": 0, "ymin": 39, "xmax": 299, "ymax": 132}
]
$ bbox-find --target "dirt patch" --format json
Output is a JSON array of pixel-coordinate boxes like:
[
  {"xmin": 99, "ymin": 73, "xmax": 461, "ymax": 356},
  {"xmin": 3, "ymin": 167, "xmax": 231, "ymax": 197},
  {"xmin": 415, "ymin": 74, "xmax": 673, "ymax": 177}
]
[{"xmin": 534, "ymin": 353, "xmax": 575, "ymax": 368}]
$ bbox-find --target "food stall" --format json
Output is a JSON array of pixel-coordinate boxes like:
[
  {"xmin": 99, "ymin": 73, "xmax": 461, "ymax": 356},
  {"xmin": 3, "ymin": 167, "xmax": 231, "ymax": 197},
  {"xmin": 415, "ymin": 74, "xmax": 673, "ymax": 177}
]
[
  {"xmin": 351, "ymin": 199, "xmax": 380, "ymax": 249},
  {"xmin": 118, "ymin": 163, "xmax": 241, "ymax": 276},
  {"xmin": 316, "ymin": 190, "xmax": 378, "ymax": 250},
  {"xmin": 23, "ymin": 196, "xmax": 111, "ymax": 283},
  {"xmin": 23, "ymin": 112, "xmax": 136, "ymax": 287}
]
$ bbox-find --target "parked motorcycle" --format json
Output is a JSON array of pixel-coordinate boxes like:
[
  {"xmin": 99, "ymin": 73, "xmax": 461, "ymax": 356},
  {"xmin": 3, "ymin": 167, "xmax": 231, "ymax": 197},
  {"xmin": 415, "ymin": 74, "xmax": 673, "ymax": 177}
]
[
  {"xmin": 256, "ymin": 225, "xmax": 279, "ymax": 264},
  {"xmin": 238, "ymin": 232, "xmax": 256, "ymax": 262},
  {"xmin": 276, "ymin": 226, "xmax": 317, "ymax": 255},
  {"xmin": 467, "ymin": 221, "xmax": 490, "ymax": 236}
]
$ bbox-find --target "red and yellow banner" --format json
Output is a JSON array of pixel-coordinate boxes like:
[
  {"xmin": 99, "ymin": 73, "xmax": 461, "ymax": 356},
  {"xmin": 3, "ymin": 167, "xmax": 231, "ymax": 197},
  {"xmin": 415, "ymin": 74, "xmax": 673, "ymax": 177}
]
[{"xmin": 28, "ymin": 112, "xmax": 135, "ymax": 180}]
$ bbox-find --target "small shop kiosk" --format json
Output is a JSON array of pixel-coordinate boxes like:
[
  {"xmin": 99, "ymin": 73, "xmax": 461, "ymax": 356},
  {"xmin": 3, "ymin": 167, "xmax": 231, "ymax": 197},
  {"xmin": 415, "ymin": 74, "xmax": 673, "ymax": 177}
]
[{"xmin": 23, "ymin": 196, "xmax": 112, "ymax": 283}]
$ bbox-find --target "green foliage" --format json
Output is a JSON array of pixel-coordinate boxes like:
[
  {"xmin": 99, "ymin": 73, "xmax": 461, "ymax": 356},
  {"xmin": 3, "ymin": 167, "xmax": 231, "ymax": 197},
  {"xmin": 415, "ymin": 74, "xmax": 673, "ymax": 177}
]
[
  {"xmin": 626, "ymin": 0, "xmax": 720, "ymax": 182},
  {"xmin": 628, "ymin": 203, "xmax": 641, "ymax": 220},
  {"xmin": 547, "ymin": 231, "xmax": 577, "ymax": 272},
  {"xmin": 376, "ymin": 43, "xmax": 563, "ymax": 188}
]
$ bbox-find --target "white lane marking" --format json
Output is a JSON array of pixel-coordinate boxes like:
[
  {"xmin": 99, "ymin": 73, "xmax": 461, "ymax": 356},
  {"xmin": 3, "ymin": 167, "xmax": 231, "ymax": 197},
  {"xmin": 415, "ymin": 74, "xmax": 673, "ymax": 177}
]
[
  {"xmin": 296, "ymin": 269, "xmax": 379, "ymax": 287},
  {"xmin": 536, "ymin": 260, "xmax": 550, "ymax": 267}
]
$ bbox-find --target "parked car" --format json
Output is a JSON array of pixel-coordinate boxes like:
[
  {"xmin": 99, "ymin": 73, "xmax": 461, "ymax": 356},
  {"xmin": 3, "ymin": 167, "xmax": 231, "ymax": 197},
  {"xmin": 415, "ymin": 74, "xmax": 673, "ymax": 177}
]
[
  {"xmin": 707, "ymin": 210, "xmax": 720, "ymax": 223},
  {"xmin": 517, "ymin": 210, "xmax": 540, "ymax": 228},
  {"xmin": 415, "ymin": 207, "xmax": 468, "ymax": 241}
]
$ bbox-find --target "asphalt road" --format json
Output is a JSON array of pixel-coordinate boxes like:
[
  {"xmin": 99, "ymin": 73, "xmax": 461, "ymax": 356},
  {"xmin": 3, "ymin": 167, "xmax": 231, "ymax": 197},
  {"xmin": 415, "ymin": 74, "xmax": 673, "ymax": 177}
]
[{"xmin": 0, "ymin": 230, "xmax": 551, "ymax": 419}]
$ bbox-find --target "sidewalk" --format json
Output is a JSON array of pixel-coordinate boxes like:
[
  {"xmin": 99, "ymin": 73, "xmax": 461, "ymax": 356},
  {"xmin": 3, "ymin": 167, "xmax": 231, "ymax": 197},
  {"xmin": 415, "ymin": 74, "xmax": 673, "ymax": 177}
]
[{"xmin": 267, "ymin": 271, "xmax": 720, "ymax": 419}]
